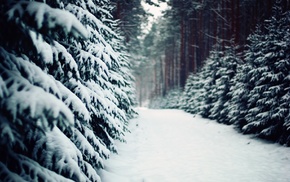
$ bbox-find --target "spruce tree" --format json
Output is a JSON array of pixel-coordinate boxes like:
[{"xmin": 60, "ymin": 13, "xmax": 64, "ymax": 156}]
[
  {"xmin": 227, "ymin": 59, "xmax": 254, "ymax": 127},
  {"xmin": 180, "ymin": 72, "xmax": 204, "ymax": 115},
  {"xmin": 0, "ymin": 0, "xmax": 136, "ymax": 181},
  {"xmin": 233, "ymin": 5, "xmax": 290, "ymax": 144},
  {"xmin": 209, "ymin": 46, "xmax": 240, "ymax": 124},
  {"xmin": 198, "ymin": 50, "xmax": 223, "ymax": 119}
]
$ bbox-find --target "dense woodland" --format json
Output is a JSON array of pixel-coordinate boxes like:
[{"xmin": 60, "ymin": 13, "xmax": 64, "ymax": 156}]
[
  {"xmin": 1, "ymin": 0, "xmax": 290, "ymax": 181},
  {"xmin": 140, "ymin": 0, "xmax": 290, "ymax": 97},
  {"xmin": 146, "ymin": 0, "xmax": 290, "ymax": 146},
  {"xmin": 0, "ymin": 0, "xmax": 141, "ymax": 181}
]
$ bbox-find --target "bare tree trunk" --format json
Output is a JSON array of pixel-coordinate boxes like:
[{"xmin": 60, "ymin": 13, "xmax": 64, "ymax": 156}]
[{"xmin": 180, "ymin": 19, "xmax": 186, "ymax": 87}]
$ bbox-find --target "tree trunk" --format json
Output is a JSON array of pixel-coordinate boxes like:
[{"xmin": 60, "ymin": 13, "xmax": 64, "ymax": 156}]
[{"xmin": 180, "ymin": 19, "xmax": 186, "ymax": 87}]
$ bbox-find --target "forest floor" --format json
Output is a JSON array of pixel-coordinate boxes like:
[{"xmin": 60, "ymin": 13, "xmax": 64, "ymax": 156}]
[{"xmin": 99, "ymin": 108, "xmax": 290, "ymax": 182}]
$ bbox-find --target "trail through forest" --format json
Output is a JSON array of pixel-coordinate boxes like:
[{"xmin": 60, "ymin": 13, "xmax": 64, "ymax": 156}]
[{"xmin": 99, "ymin": 108, "xmax": 290, "ymax": 182}]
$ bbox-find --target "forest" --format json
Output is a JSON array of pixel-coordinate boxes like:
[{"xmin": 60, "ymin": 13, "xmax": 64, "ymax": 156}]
[
  {"xmin": 141, "ymin": 0, "xmax": 290, "ymax": 146},
  {"xmin": 0, "ymin": 0, "xmax": 290, "ymax": 181}
]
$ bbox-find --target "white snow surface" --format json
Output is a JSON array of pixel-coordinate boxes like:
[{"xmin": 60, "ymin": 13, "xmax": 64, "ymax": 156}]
[
  {"xmin": 7, "ymin": 2, "xmax": 88, "ymax": 39},
  {"xmin": 100, "ymin": 108, "xmax": 290, "ymax": 182}
]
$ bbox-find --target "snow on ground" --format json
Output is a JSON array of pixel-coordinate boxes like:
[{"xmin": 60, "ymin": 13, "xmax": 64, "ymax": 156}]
[{"xmin": 99, "ymin": 108, "xmax": 290, "ymax": 182}]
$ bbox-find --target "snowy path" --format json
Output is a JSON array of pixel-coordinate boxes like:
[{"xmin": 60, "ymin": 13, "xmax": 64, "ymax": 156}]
[{"xmin": 99, "ymin": 108, "xmax": 290, "ymax": 182}]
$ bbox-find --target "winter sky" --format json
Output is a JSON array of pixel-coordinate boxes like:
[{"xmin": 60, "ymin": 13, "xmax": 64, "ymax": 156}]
[{"xmin": 141, "ymin": 0, "xmax": 168, "ymax": 32}]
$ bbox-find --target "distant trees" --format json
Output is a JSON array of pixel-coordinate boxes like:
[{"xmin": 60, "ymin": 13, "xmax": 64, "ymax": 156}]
[
  {"xmin": 111, "ymin": 0, "xmax": 153, "ymax": 107},
  {"xmin": 143, "ymin": 0, "xmax": 282, "ymax": 104},
  {"xmin": 111, "ymin": 0, "xmax": 147, "ymax": 45},
  {"xmin": 0, "ymin": 0, "xmax": 136, "ymax": 181}
]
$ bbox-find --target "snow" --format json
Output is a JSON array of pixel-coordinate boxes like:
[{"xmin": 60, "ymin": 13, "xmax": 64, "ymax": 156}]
[
  {"xmin": 100, "ymin": 108, "xmax": 290, "ymax": 182},
  {"xmin": 4, "ymin": 154, "xmax": 74, "ymax": 182},
  {"xmin": 0, "ymin": 162, "xmax": 26, "ymax": 182},
  {"xmin": 29, "ymin": 31, "xmax": 53, "ymax": 64},
  {"xmin": 7, "ymin": 2, "xmax": 88, "ymax": 39},
  {"xmin": 83, "ymin": 125, "xmax": 110, "ymax": 158},
  {"xmin": 4, "ymin": 73, "xmax": 74, "ymax": 127},
  {"xmin": 52, "ymin": 41, "xmax": 80, "ymax": 77},
  {"xmin": 66, "ymin": 3, "xmax": 116, "ymax": 39},
  {"xmin": 37, "ymin": 127, "xmax": 91, "ymax": 182},
  {"xmin": 56, "ymin": 80, "xmax": 91, "ymax": 122}
]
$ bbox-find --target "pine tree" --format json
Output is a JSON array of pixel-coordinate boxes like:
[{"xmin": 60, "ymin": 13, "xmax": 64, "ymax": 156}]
[
  {"xmin": 209, "ymin": 46, "xmax": 241, "ymax": 124},
  {"xmin": 233, "ymin": 4, "xmax": 290, "ymax": 145},
  {"xmin": 161, "ymin": 88, "xmax": 182, "ymax": 109},
  {"xmin": 65, "ymin": 0, "xmax": 128, "ymax": 143},
  {"xmin": 180, "ymin": 72, "xmax": 204, "ymax": 114},
  {"xmin": 0, "ymin": 0, "xmax": 136, "ymax": 181},
  {"xmin": 185, "ymin": 45, "xmax": 240, "ymax": 123},
  {"xmin": 198, "ymin": 49, "xmax": 224, "ymax": 119},
  {"xmin": 227, "ymin": 59, "xmax": 254, "ymax": 127}
]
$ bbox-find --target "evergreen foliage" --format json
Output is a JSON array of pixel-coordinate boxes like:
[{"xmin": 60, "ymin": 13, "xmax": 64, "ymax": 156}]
[
  {"xmin": 111, "ymin": 0, "xmax": 147, "ymax": 49},
  {"xmin": 180, "ymin": 72, "xmax": 204, "ymax": 115},
  {"xmin": 180, "ymin": 3, "xmax": 290, "ymax": 146},
  {"xmin": 208, "ymin": 47, "xmax": 241, "ymax": 124},
  {"xmin": 0, "ymin": 0, "xmax": 136, "ymax": 181},
  {"xmin": 233, "ymin": 5, "xmax": 290, "ymax": 144},
  {"xmin": 149, "ymin": 88, "xmax": 182, "ymax": 109},
  {"xmin": 181, "ymin": 47, "xmax": 239, "ymax": 121},
  {"xmin": 198, "ymin": 50, "xmax": 224, "ymax": 119}
]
